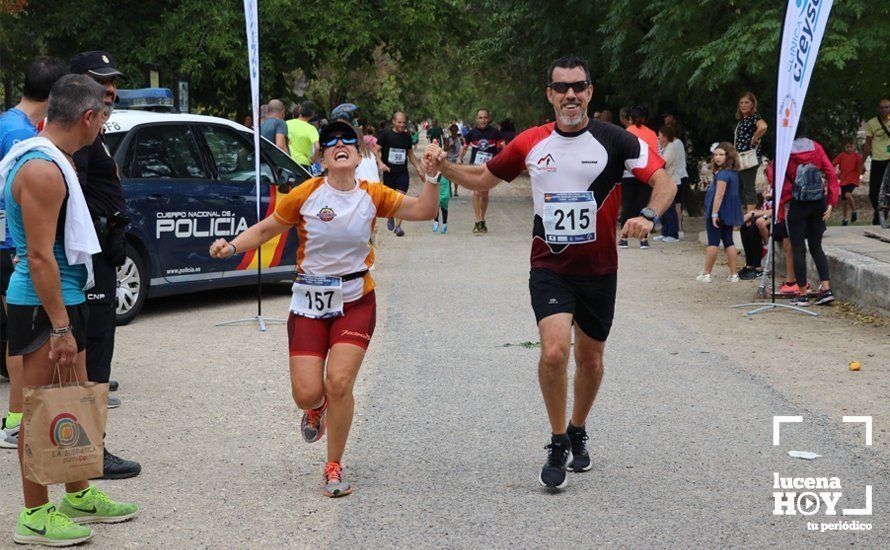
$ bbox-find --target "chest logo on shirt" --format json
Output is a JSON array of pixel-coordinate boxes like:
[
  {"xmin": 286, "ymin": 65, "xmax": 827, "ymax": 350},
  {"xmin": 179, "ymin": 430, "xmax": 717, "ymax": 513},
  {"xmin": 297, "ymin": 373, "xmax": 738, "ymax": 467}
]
[
  {"xmin": 537, "ymin": 153, "xmax": 557, "ymax": 172},
  {"xmin": 477, "ymin": 139, "xmax": 491, "ymax": 150},
  {"xmin": 318, "ymin": 206, "xmax": 336, "ymax": 222}
]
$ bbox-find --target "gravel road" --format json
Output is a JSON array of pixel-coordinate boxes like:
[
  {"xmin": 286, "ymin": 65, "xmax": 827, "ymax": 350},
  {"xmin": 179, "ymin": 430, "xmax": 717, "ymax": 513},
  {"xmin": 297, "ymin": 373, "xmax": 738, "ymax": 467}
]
[{"xmin": 1, "ymin": 175, "xmax": 887, "ymax": 548}]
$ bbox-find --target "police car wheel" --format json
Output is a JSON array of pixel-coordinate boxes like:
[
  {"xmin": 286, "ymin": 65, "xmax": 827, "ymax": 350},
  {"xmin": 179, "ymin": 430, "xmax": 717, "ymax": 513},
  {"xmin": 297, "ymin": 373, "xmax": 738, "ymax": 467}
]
[{"xmin": 115, "ymin": 244, "xmax": 148, "ymax": 326}]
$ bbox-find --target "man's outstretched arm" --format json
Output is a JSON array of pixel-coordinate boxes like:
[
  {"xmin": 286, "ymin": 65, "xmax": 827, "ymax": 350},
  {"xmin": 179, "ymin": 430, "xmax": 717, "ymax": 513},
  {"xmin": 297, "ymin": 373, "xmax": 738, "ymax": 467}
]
[{"xmin": 425, "ymin": 142, "xmax": 501, "ymax": 192}]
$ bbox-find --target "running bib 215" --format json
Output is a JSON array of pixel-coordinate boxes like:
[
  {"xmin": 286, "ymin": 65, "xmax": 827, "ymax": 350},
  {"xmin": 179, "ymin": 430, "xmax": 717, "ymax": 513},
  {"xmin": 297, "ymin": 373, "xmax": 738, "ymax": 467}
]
[
  {"xmin": 543, "ymin": 192, "xmax": 597, "ymax": 244},
  {"xmin": 291, "ymin": 274, "xmax": 344, "ymax": 319},
  {"xmin": 474, "ymin": 151, "xmax": 493, "ymax": 165},
  {"xmin": 388, "ymin": 148, "xmax": 407, "ymax": 165}
]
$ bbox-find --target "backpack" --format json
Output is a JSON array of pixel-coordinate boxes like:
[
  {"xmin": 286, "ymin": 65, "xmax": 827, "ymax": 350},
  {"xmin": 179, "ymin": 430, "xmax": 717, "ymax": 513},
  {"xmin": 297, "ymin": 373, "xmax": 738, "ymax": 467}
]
[{"xmin": 792, "ymin": 163, "xmax": 824, "ymax": 201}]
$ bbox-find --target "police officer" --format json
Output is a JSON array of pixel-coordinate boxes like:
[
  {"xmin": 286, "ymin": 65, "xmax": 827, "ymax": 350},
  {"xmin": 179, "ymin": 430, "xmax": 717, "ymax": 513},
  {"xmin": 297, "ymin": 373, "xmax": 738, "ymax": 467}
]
[{"xmin": 70, "ymin": 50, "xmax": 141, "ymax": 479}]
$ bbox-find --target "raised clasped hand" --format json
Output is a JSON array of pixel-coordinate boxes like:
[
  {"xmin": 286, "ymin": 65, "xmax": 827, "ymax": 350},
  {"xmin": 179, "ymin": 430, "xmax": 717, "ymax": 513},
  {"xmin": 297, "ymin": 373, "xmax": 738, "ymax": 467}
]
[{"xmin": 209, "ymin": 238, "xmax": 232, "ymax": 258}]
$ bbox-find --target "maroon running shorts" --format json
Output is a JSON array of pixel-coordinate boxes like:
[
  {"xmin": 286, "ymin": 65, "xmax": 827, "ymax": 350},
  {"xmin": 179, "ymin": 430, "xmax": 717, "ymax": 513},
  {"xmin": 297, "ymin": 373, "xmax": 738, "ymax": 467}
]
[{"xmin": 287, "ymin": 291, "xmax": 376, "ymax": 358}]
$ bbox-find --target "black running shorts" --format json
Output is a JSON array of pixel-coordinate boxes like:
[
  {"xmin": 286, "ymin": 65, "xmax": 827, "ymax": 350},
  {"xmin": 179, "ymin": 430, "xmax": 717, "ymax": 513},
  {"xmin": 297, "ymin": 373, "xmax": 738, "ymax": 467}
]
[
  {"xmin": 529, "ymin": 268, "xmax": 617, "ymax": 342},
  {"xmin": 1, "ymin": 249, "xmax": 14, "ymax": 296},
  {"xmin": 7, "ymin": 303, "xmax": 88, "ymax": 356}
]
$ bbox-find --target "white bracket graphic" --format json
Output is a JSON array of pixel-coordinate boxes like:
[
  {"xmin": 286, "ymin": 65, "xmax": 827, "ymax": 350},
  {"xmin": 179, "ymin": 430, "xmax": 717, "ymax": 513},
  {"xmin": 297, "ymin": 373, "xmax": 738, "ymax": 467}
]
[
  {"xmin": 842, "ymin": 416, "xmax": 872, "ymax": 446},
  {"xmin": 773, "ymin": 416, "xmax": 803, "ymax": 446},
  {"xmin": 843, "ymin": 485, "xmax": 873, "ymax": 516}
]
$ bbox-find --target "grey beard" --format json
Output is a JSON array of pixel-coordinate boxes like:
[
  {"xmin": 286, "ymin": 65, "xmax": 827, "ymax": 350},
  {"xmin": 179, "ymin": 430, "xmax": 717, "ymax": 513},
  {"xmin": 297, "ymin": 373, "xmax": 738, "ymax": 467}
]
[{"xmin": 558, "ymin": 109, "xmax": 585, "ymax": 127}]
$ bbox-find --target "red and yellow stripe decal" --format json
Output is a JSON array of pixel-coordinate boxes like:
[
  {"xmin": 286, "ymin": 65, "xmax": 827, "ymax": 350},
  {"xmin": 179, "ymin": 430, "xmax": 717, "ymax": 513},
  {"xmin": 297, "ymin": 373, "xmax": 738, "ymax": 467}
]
[{"xmin": 236, "ymin": 186, "xmax": 291, "ymax": 270}]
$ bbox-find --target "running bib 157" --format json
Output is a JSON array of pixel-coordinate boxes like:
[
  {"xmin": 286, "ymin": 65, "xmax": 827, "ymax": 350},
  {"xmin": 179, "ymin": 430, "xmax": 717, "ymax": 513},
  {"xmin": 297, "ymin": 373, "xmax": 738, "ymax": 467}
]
[
  {"xmin": 291, "ymin": 274, "xmax": 344, "ymax": 319},
  {"xmin": 388, "ymin": 148, "xmax": 407, "ymax": 165},
  {"xmin": 543, "ymin": 192, "xmax": 597, "ymax": 244},
  {"xmin": 474, "ymin": 150, "xmax": 493, "ymax": 165}
]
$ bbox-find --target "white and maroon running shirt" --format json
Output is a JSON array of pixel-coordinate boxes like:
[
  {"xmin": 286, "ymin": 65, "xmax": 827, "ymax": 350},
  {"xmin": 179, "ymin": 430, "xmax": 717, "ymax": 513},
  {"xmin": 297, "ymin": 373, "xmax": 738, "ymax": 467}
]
[{"xmin": 486, "ymin": 120, "xmax": 665, "ymax": 276}]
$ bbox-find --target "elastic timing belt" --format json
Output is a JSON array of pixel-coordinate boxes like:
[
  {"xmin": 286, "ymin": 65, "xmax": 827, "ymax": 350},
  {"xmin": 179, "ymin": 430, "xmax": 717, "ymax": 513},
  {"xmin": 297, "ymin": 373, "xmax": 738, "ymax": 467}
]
[{"xmin": 295, "ymin": 270, "xmax": 368, "ymax": 282}]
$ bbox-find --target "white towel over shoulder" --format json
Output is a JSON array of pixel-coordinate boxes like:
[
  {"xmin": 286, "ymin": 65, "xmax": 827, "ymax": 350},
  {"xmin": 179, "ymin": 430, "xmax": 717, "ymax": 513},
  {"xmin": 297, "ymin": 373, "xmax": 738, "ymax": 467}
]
[{"xmin": 0, "ymin": 137, "xmax": 101, "ymax": 290}]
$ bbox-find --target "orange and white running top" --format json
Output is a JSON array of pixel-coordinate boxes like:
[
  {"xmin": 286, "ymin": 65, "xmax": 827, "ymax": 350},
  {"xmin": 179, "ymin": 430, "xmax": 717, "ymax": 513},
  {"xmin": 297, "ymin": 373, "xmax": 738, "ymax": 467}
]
[{"xmin": 273, "ymin": 177, "xmax": 404, "ymax": 302}]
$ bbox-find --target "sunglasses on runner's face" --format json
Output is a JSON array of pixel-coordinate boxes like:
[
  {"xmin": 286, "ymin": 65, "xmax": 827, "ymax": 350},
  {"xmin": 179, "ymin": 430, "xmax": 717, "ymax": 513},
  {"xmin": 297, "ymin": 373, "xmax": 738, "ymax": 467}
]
[
  {"xmin": 549, "ymin": 80, "xmax": 590, "ymax": 94},
  {"xmin": 322, "ymin": 136, "xmax": 358, "ymax": 148}
]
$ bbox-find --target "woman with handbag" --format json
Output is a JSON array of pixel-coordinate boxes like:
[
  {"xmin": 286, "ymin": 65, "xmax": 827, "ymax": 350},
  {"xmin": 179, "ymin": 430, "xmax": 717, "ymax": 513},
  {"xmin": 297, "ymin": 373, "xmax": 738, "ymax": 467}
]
[
  {"xmin": 734, "ymin": 92, "xmax": 768, "ymax": 213},
  {"xmin": 210, "ymin": 120, "xmax": 440, "ymax": 498}
]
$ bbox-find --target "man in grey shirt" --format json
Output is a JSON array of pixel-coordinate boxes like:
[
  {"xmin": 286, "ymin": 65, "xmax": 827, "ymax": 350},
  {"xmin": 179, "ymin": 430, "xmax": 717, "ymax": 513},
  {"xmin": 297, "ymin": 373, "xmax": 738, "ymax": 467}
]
[{"xmin": 260, "ymin": 98, "xmax": 288, "ymax": 151}]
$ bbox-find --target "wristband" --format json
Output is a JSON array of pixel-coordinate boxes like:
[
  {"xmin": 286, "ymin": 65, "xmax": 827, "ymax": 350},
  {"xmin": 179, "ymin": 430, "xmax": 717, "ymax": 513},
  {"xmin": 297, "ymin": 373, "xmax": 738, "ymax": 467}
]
[
  {"xmin": 50, "ymin": 325, "xmax": 72, "ymax": 338},
  {"xmin": 229, "ymin": 243, "xmax": 237, "ymax": 256},
  {"xmin": 711, "ymin": 213, "xmax": 719, "ymax": 218},
  {"xmin": 425, "ymin": 172, "xmax": 441, "ymax": 184}
]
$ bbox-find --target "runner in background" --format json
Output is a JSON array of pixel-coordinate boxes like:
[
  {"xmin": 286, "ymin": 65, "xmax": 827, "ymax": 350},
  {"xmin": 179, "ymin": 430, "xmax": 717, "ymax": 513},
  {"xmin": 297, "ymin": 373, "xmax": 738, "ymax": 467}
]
[
  {"xmin": 378, "ymin": 111, "xmax": 423, "ymax": 237},
  {"xmin": 460, "ymin": 109, "xmax": 502, "ymax": 235}
]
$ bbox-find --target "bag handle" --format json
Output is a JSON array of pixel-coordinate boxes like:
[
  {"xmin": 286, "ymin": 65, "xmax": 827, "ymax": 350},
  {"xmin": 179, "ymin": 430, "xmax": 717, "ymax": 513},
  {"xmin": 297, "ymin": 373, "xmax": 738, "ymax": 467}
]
[{"xmin": 51, "ymin": 362, "xmax": 81, "ymax": 387}]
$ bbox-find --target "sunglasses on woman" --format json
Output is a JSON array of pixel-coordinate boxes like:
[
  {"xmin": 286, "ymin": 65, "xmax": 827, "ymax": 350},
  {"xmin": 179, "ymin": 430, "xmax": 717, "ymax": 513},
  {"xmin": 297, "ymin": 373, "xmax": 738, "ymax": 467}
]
[
  {"xmin": 321, "ymin": 135, "xmax": 358, "ymax": 148},
  {"xmin": 549, "ymin": 80, "xmax": 590, "ymax": 94}
]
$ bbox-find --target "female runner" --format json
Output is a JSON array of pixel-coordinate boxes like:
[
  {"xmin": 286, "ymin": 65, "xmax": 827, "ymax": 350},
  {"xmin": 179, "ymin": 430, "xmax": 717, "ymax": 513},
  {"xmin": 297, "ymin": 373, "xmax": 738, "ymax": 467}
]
[{"xmin": 210, "ymin": 120, "xmax": 439, "ymax": 496}]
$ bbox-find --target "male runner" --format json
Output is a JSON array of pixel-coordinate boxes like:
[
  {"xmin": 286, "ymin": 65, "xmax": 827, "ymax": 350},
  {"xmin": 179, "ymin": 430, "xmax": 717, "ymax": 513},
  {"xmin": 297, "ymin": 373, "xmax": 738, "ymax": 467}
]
[
  {"xmin": 425, "ymin": 55, "xmax": 676, "ymax": 490},
  {"xmin": 427, "ymin": 118, "xmax": 444, "ymax": 147},
  {"xmin": 378, "ymin": 111, "xmax": 423, "ymax": 237},
  {"xmin": 459, "ymin": 109, "xmax": 502, "ymax": 234},
  {"xmin": 0, "ymin": 56, "xmax": 68, "ymax": 450}
]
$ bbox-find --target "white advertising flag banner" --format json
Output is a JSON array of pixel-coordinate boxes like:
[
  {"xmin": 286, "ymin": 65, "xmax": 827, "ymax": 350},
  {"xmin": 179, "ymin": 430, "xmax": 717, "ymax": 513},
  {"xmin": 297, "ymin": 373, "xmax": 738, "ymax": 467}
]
[
  {"xmin": 243, "ymin": 0, "xmax": 261, "ymax": 221},
  {"xmin": 773, "ymin": 0, "xmax": 833, "ymax": 211}
]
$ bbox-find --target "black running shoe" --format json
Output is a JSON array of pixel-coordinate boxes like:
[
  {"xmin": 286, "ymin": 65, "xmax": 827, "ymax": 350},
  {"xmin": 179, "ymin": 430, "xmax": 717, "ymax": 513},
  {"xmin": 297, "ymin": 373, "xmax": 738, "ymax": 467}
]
[
  {"xmin": 567, "ymin": 426, "xmax": 592, "ymax": 472},
  {"xmin": 539, "ymin": 438, "xmax": 571, "ymax": 489},
  {"xmin": 96, "ymin": 449, "xmax": 142, "ymax": 480},
  {"xmin": 813, "ymin": 289, "xmax": 835, "ymax": 305}
]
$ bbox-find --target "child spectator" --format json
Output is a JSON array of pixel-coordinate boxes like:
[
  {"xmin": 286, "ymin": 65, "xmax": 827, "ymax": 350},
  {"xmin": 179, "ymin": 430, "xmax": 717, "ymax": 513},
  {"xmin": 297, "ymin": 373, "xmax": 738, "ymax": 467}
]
[
  {"xmin": 697, "ymin": 142, "xmax": 743, "ymax": 282},
  {"xmin": 832, "ymin": 139, "xmax": 863, "ymax": 225},
  {"xmin": 738, "ymin": 185, "xmax": 774, "ymax": 279}
]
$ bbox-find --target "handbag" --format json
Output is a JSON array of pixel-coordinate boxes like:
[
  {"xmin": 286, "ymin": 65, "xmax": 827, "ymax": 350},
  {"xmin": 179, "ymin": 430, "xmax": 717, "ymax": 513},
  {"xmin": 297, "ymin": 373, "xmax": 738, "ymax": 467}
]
[
  {"xmin": 735, "ymin": 121, "xmax": 760, "ymax": 170},
  {"xmin": 738, "ymin": 149, "xmax": 759, "ymax": 171},
  {"xmin": 22, "ymin": 364, "xmax": 107, "ymax": 484}
]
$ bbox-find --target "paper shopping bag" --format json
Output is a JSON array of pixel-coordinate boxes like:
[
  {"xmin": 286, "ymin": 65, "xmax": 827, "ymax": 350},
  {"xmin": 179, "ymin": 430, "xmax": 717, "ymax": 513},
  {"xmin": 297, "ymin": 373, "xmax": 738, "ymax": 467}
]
[{"xmin": 22, "ymin": 367, "xmax": 108, "ymax": 485}]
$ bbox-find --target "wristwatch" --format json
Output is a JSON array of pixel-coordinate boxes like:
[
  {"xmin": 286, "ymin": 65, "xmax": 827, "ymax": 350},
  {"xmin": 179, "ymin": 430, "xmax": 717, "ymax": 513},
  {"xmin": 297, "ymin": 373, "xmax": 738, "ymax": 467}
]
[{"xmin": 640, "ymin": 207, "xmax": 658, "ymax": 225}]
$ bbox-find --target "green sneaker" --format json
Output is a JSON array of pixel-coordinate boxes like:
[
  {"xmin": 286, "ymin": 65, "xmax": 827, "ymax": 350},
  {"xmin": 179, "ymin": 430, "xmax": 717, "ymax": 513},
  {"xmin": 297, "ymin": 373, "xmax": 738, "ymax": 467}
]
[
  {"xmin": 13, "ymin": 503, "xmax": 92, "ymax": 547},
  {"xmin": 57, "ymin": 486, "xmax": 138, "ymax": 524}
]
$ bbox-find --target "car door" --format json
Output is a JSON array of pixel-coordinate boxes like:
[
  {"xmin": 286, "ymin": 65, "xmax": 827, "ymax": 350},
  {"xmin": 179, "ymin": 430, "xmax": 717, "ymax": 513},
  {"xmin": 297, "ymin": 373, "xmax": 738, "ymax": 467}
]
[
  {"xmin": 254, "ymin": 137, "xmax": 308, "ymax": 272},
  {"xmin": 122, "ymin": 123, "xmax": 216, "ymax": 283},
  {"xmin": 196, "ymin": 124, "xmax": 291, "ymax": 281}
]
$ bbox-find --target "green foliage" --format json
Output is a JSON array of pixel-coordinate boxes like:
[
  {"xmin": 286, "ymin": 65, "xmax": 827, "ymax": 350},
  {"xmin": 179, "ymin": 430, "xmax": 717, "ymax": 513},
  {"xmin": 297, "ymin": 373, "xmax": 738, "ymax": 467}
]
[{"xmin": 2, "ymin": 0, "xmax": 886, "ymax": 158}]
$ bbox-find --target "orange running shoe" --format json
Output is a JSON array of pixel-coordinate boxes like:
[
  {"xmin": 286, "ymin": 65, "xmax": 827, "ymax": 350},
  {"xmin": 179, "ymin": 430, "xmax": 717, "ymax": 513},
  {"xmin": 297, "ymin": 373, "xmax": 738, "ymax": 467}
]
[
  {"xmin": 322, "ymin": 461, "xmax": 352, "ymax": 498},
  {"xmin": 301, "ymin": 400, "xmax": 327, "ymax": 443},
  {"xmin": 779, "ymin": 282, "xmax": 800, "ymax": 296}
]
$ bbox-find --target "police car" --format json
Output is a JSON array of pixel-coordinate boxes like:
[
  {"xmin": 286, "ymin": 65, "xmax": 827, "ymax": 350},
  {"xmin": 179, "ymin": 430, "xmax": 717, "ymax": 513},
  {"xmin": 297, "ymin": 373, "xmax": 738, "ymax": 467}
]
[{"xmin": 104, "ymin": 95, "xmax": 309, "ymax": 324}]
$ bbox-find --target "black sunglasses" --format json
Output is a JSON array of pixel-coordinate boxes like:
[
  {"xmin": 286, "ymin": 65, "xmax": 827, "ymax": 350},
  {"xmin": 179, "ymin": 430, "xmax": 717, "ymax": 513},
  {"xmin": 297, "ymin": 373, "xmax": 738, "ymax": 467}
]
[
  {"xmin": 549, "ymin": 80, "xmax": 590, "ymax": 94},
  {"xmin": 321, "ymin": 136, "xmax": 358, "ymax": 148}
]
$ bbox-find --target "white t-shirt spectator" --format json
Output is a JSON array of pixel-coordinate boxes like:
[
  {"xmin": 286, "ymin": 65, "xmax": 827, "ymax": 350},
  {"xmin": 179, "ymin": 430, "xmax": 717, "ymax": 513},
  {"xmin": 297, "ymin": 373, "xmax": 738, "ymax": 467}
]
[
  {"xmin": 355, "ymin": 154, "xmax": 380, "ymax": 183},
  {"xmin": 662, "ymin": 139, "xmax": 688, "ymax": 183}
]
